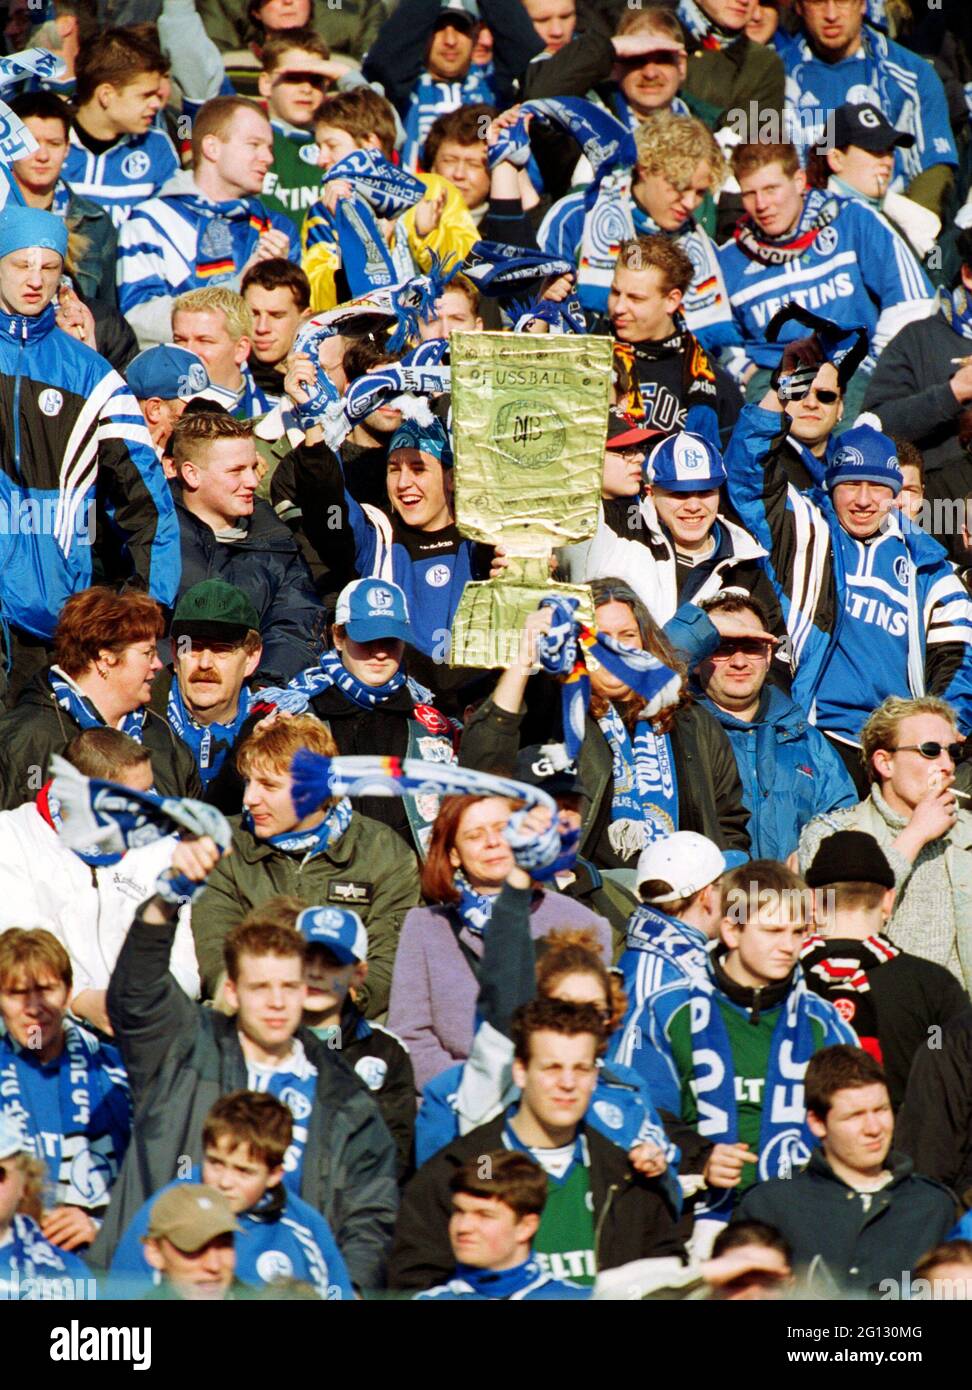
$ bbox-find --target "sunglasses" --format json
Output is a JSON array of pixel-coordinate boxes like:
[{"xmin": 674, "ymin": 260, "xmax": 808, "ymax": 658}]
[
  {"xmin": 711, "ymin": 638, "xmax": 774, "ymax": 659},
  {"xmin": 807, "ymin": 388, "xmax": 839, "ymax": 404},
  {"xmin": 891, "ymin": 742, "xmax": 965, "ymax": 761},
  {"xmin": 276, "ymin": 70, "xmax": 329, "ymax": 88}
]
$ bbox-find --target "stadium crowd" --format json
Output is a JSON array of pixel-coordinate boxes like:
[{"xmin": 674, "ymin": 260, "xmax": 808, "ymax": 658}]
[{"xmin": 3, "ymin": 0, "xmax": 972, "ymax": 1304}]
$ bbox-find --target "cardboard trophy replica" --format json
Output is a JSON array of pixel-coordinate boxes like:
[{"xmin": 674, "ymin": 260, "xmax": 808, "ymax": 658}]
[{"xmin": 449, "ymin": 332, "xmax": 614, "ymax": 668}]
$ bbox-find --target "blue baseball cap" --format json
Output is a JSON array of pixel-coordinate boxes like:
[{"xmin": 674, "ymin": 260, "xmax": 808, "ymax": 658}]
[
  {"xmin": 126, "ymin": 345, "xmax": 212, "ymax": 402},
  {"xmin": 824, "ymin": 426, "xmax": 902, "ymax": 497},
  {"xmin": 334, "ymin": 578, "xmax": 413, "ymax": 644},
  {"xmin": 0, "ymin": 205, "xmax": 67, "ymax": 261},
  {"xmin": 646, "ymin": 431, "xmax": 726, "ymax": 493},
  {"xmin": 297, "ymin": 907, "xmax": 368, "ymax": 964},
  {"xmin": 389, "ymin": 416, "xmax": 454, "ymax": 469}
]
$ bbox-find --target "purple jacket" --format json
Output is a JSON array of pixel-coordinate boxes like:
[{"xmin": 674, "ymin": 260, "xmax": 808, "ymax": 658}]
[{"xmin": 387, "ymin": 891, "xmax": 612, "ymax": 1091}]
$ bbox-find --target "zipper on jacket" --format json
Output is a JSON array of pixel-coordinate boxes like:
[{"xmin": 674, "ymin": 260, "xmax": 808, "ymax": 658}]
[
  {"xmin": 750, "ymin": 987, "xmax": 762, "ymax": 1025},
  {"xmin": 594, "ymin": 1180, "xmax": 620, "ymax": 1266},
  {"xmin": 12, "ymin": 315, "xmax": 27, "ymax": 476}
]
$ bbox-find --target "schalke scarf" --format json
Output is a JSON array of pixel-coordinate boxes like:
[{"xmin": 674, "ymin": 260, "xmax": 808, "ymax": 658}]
[
  {"xmin": 0, "ymin": 1021, "xmax": 130, "ymax": 1209},
  {"xmin": 490, "ymin": 99, "xmax": 635, "ymax": 207},
  {"xmin": 403, "ymin": 69, "xmax": 494, "ymax": 171},
  {"xmin": 942, "ymin": 285, "xmax": 972, "ymax": 343},
  {"xmin": 464, "ymin": 240, "xmax": 574, "ymax": 294},
  {"xmin": 290, "ymin": 756, "xmax": 558, "ymax": 861},
  {"xmin": 0, "ymin": 1213, "xmax": 83, "ymax": 1298},
  {"xmin": 597, "ymin": 705, "xmax": 678, "ymax": 861},
  {"xmin": 166, "ymin": 680, "xmax": 254, "ymax": 788},
  {"xmin": 245, "ymin": 796, "xmax": 353, "ymax": 858},
  {"xmin": 625, "ymin": 902, "xmax": 709, "ymax": 979},
  {"xmin": 452, "ymin": 1257, "xmax": 551, "ymax": 1300},
  {"xmin": 734, "ymin": 189, "xmax": 841, "ymax": 268},
  {"xmin": 454, "ymin": 869, "xmax": 496, "ymax": 937},
  {"xmin": 533, "ymin": 596, "xmax": 683, "ymax": 762},
  {"xmin": 258, "ymin": 647, "xmax": 433, "ymax": 714},
  {"xmin": 0, "ymin": 46, "xmax": 65, "ymax": 94},
  {"xmin": 689, "ymin": 965, "xmax": 821, "ymax": 1225},
  {"xmin": 677, "ymin": 0, "xmax": 739, "ymax": 51},
  {"xmin": 321, "ymin": 149, "xmax": 426, "ymax": 296},
  {"xmin": 48, "ymin": 667, "xmax": 145, "ymax": 741},
  {"xmin": 799, "ymin": 932, "xmax": 899, "ymax": 1066},
  {"xmin": 320, "ymin": 357, "xmax": 451, "ymax": 451}
]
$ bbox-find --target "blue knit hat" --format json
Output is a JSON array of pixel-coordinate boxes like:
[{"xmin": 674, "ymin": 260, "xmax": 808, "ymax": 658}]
[
  {"xmin": 824, "ymin": 426, "xmax": 902, "ymax": 497},
  {"xmin": 0, "ymin": 205, "xmax": 68, "ymax": 261}
]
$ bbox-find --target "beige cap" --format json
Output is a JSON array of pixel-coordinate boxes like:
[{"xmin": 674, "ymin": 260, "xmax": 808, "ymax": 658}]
[{"xmin": 146, "ymin": 1184, "xmax": 241, "ymax": 1253}]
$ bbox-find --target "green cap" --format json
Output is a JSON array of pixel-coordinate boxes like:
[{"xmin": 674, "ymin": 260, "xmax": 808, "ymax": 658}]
[{"xmin": 171, "ymin": 580, "xmax": 260, "ymax": 643}]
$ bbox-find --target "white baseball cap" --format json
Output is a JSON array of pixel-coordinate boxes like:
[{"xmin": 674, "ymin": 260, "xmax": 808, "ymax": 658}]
[{"xmin": 636, "ymin": 832, "xmax": 727, "ymax": 902}]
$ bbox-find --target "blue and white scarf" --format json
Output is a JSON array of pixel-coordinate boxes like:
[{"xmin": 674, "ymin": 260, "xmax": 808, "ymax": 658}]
[
  {"xmin": 534, "ymin": 596, "xmax": 683, "ymax": 763},
  {"xmin": 48, "ymin": 667, "xmax": 145, "ymax": 740},
  {"xmin": 0, "ymin": 1213, "xmax": 87, "ymax": 1298},
  {"xmin": 489, "ymin": 98, "xmax": 635, "ymax": 209},
  {"xmin": 166, "ymin": 680, "xmax": 254, "ymax": 788},
  {"xmin": 598, "ymin": 706, "xmax": 678, "ymax": 862},
  {"xmin": 320, "ymin": 358, "xmax": 452, "ymax": 451},
  {"xmin": 318, "ymin": 150, "xmax": 425, "ymax": 297},
  {"xmin": 452, "ymin": 1256, "xmax": 551, "ymax": 1299},
  {"xmin": 677, "ymin": 0, "xmax": 738, "ymax": 51},
  {"xmin": 464, "ymin": 241, "xmax": 575, "ymax": 294},
  {"xmin": 0, "ymin": 47, "xmax": 66, "ymax": 95},
  {"xmin": 259, "ymin": 646, "xmax": 434, "ymax": 714},
  {"xmin": 403, "ymin": 69, "xmax": 494, "ymax": 171},
  {"xmin": 626, "ymin": 902, "xmax": 709, "ymax": 977},
  {"xmin": 245, "ymin": 796, "xmax": 353, "ymax": 857},
  {"xmin": 454, "ymin": 869, "xmax": 496, "ymax": 937},
  {"xmin": 688, "ymin": 965, "xmax": 821, "ymax": 1225},
  {"xmin": 506, "ymin": 293, "xmax": 587, "ymax": 335},
  {"xmin": 0, "ymin": 1022, "xmax": 131, "ymax": 1210},
  {"xmin": 246, "ymin": 1039, "xmax": 318, "ymax": 1191},
  {"xmin": 942, "ymin": 285, "xmax": 972, "ymax": 343}
]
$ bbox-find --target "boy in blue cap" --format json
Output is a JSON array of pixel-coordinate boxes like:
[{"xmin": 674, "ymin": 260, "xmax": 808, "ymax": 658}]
[
  {"xmin": 0, "ymin": 205, "xmax": 180, "ymax": 704},
  {"xmin": 725, "ymin": 337, "xmax": 972, "ymax": 793},
  {"xmin": 299, "ymin": 905, "xmax": 416, "ymax": 1179},
  {"xmin": 564, "ymin": 428, "xmax": 776, "ymax": 631}
]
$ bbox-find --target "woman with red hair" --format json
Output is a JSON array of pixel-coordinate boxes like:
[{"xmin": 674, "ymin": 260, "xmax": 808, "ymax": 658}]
[
  {"xmin": 0, "ymin": 587, "xmax": 201, "ymax": 808},
  {"xmin": 387, "ymin": 793, "xmax": 611, "ymax": 1091}
]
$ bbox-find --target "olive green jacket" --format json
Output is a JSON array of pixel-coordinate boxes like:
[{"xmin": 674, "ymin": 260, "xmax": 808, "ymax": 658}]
[{"xmin": 191, "ymin": 813, "xmax": 422, "ymax": 1016}]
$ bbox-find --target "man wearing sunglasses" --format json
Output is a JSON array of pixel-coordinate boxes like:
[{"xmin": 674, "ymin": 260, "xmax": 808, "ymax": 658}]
[
  {"xmin": 799, "ymin": 694, "xmax": 972, "ymax": 993},
  {"xmin": 725, "ymin": 335, "xmax": 972, "ymax": 797},
  {"xmin": 695, "ymin": 592, "xmax": 856, "ymax": 860},
  {"xmin": 257, "ymin": 31, "xmax": 350, "ymax": 236},
  {"xmin": 777, "ymin": 359, "xmax": 844, "ymax": 490},
  {"xmin": 154, "ymin": 580, "xmax": 276, "ymax": 814}
]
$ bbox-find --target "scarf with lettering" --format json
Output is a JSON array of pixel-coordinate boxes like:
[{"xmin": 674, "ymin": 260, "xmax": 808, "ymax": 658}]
[
  {"xmin": 0, "ymin": 1022, "xmax": 131, "ymax": 1209},
  {"xmin": 533, "ymin": 595, "xmax": 683, "ymax": 763},
  {"xmin": 320, "ymin": 356, "xmax": 451, "ymax": 450},
  {"xmin": 244, "ymin": 796, "xmax": 353, "ymax": 857},
  {"xmin": 403, "ymin": 69, "xmax": 494, "ymax": 171},
  {"xmin": 0, "ymin": 1213, "xmax": 85, "ymax": 1297},
  {"xmin": 625, "ymin": 902, "xmax": 710, "ymax": 979},
  {"xmin": 319, "ymin": 149, "xmax": 425, "ymax": 295},
  {"xmin": 942, "ymin": 285, "xmax": 972, "ymax": 343},
  {"xmin": 734, "ymin": 189, "xmax": 841, "ymax": 267},
  {"xmin": 258, "ymin": 646, "xmax": 431, "ymax": 714},
  {"xmin": 463, "ymin": 240, "xmax": 574, "ymax": 294},
  {"xmin": 597, "ymin": 706, "xmax": 678, "ymax": 861},
  {"xmin": 677, "ymin": 0, "xmax": 739, "ymax": 51},
  {"xmin": 799, "ymin": 932, "xmax": 898, "ymax": 1065},
  {"xmin": 48, "ymin": 666, "xmax": 145, "ymax": 740},
  {"xmin": 490, "ymin": 99, "xmax": 635, "ymax": 209},
  {"xmin": 688, "ymin": 963, "xmax": 820, "ymax": 1225},
  {"xmin": 245, "ymin": 1038, "xmax": 318, "ymax": 1190},
  {"xmin": 166, "ymin": 680, "xmax": 254, "ymax": 788}
]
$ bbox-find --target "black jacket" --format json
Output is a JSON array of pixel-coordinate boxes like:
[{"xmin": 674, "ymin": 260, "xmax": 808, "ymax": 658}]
[
  {"xmin": 90, "ymin": 912, "xmax": 399, "ymax": 1291},
  {"xmin": 388, "ymin": 1111, "xmax": 684, "ymax": 1290},
  {"xmin": 175, "ymin": 492, "xmax": 322, "ymax": 685},
  {"xmin": 735, "ymin": 1147, "xmax": 956, "ymax": 1295},
  {"xmin": 0, "ymin": 667, "xmax": 202, "ymax": 810},
  {"xmin": 896, "ymin": 1006, "xmax": 972, "ymax": 1201},
  {"xmin": 338, "ymin": 1002, "xmax": 416, "ymax": 1182},
  {"xmin": 461, "ymin": 688, "xmax": 751, "ymax": 867}
]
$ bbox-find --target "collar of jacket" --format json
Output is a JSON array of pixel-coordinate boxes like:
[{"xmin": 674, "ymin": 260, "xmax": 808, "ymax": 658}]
[
  {"xmin": 805, "ymin": 1144, "xmax": 914, "ymax": 1189},
  {"xmin": 174, "ymin": 486, "xmax": 295, "ymax": 553},
  {"xmin": 0, "ymin": 302, "xmax": 57, "ymax": 343},
  {"xmin": 638, "ymin": 496, "xmax": 767, "ymax": 563},
  {"xmin": 232, "ymin": 813, "xmax": 360, "ymax": 866},
  {"xmin": 700, "ymin": 685, "xmax": 807, "ymax": 738},
  {"xmin": 712, "ymin": 947, "xmax": 793, "ymax": 1020}
]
